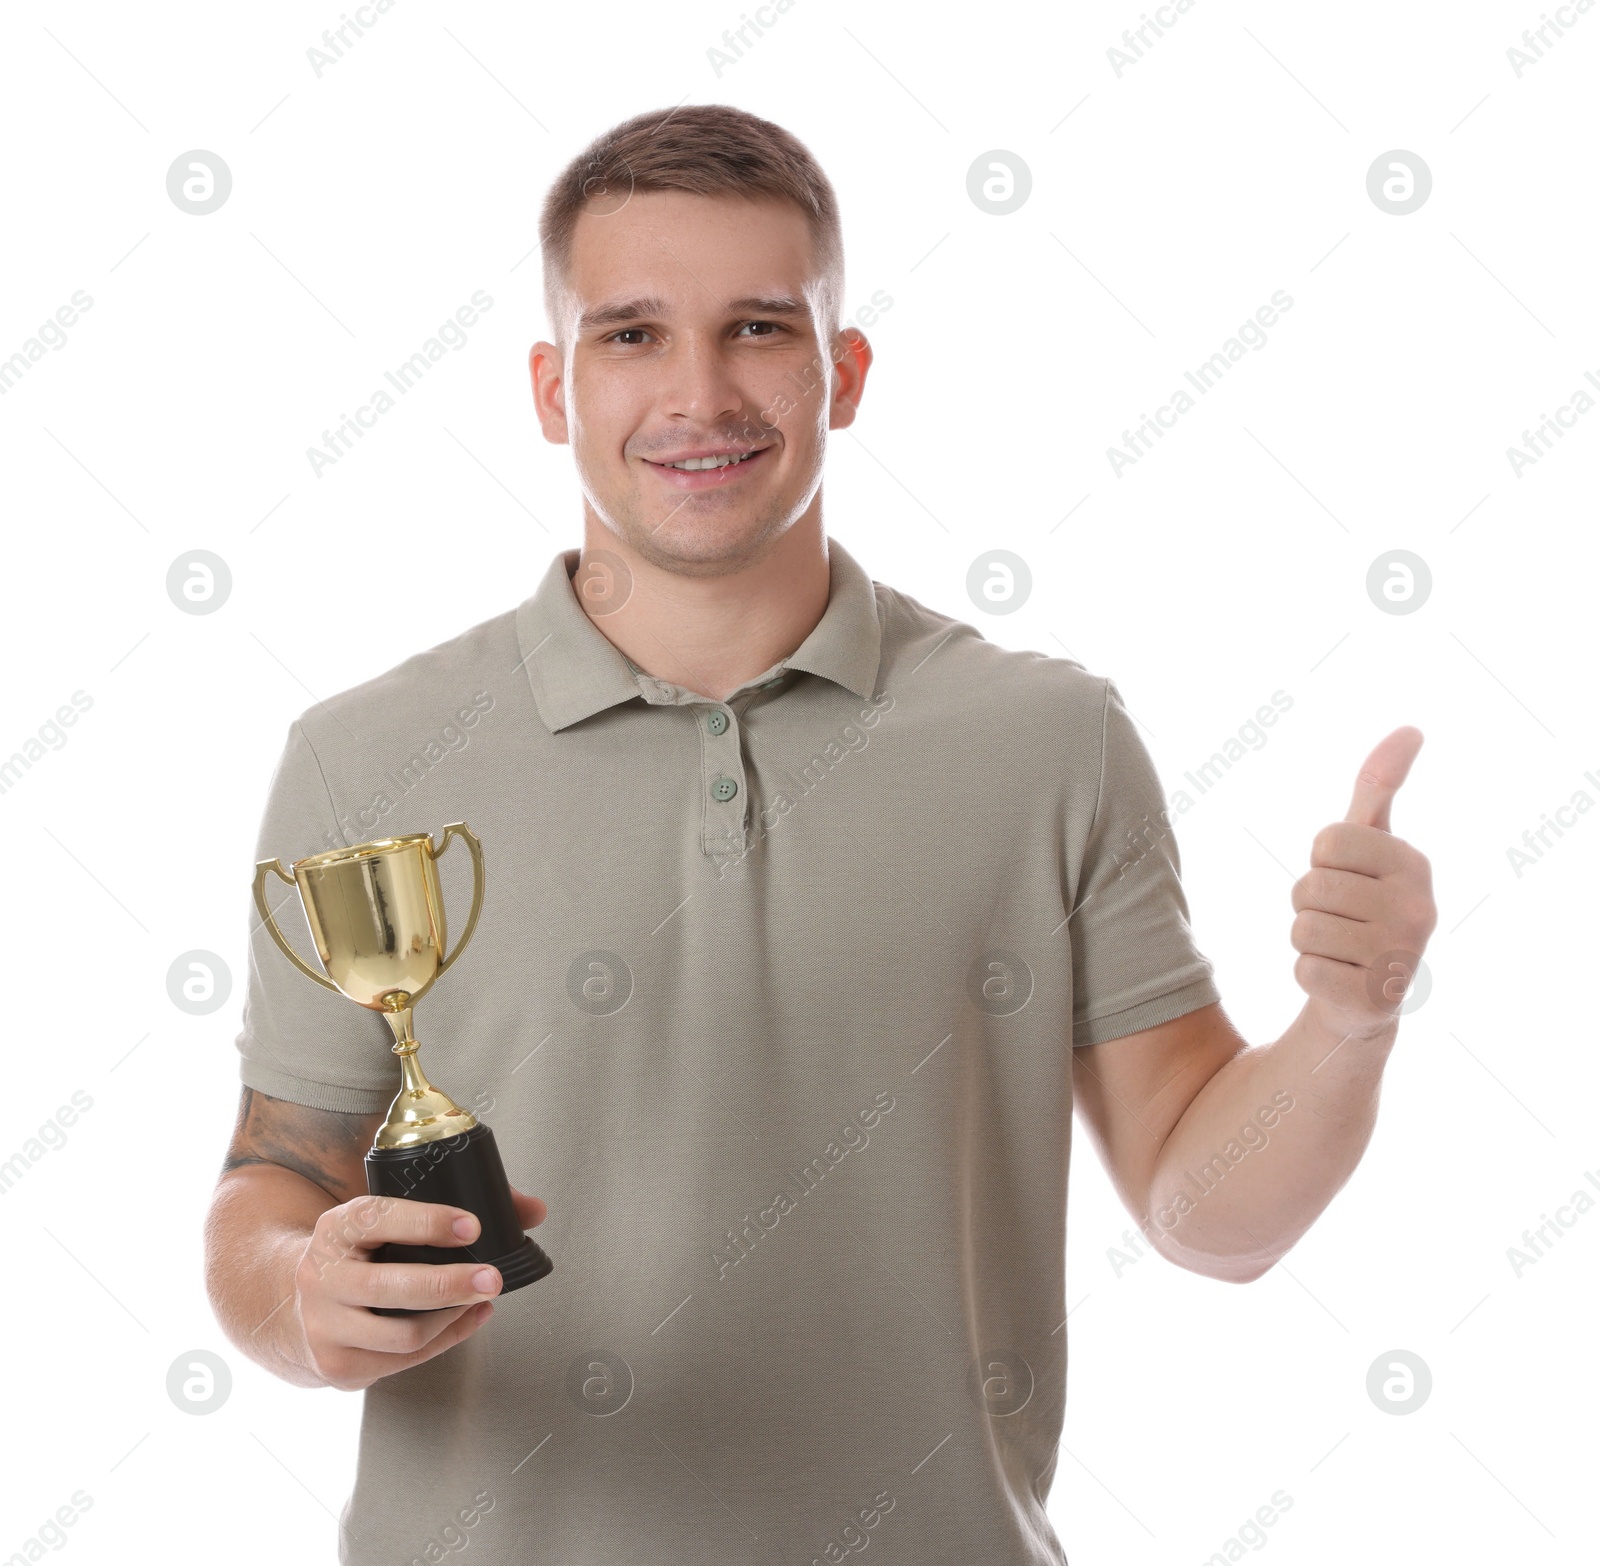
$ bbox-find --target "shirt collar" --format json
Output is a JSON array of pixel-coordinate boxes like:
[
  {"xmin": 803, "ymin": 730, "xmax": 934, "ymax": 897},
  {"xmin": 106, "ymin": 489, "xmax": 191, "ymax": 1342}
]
[{"xmin": 515, "ymin": 537, "xmax": 882, "ymax": 734}]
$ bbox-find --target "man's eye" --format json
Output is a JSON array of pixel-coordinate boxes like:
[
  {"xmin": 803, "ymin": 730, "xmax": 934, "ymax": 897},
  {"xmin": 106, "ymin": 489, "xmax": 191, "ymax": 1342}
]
[
  {"xmin": 611, "ymin": 328, "xmax": 650, "ymax": 345},
  {"xmin": 738, "ymin": 321, "xmax": 782, "ymax": 338}
]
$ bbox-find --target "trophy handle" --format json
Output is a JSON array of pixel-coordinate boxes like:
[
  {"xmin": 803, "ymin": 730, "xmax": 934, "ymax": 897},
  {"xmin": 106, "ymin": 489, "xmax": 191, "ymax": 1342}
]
[
  {"xmin": 433, "ymin": 822, "xmax": 485, "ymax": 978},
  {"xmin": 252, "ymin": 859, "xmax": 340, "ymax": 993}
]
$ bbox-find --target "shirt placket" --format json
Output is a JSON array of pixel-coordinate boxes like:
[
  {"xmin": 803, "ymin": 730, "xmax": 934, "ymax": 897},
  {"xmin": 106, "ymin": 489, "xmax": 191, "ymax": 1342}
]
[
  {"xmin": 699, "ymin": 698, "xmax": 749, "ymax": 863},
  {"xmin": 626, "ymin": 661, "xmax": 785, "ymax": 865}
]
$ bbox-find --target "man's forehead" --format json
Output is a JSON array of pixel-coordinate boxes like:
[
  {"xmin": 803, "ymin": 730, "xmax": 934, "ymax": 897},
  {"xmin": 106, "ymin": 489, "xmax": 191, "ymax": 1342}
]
[{"xmin": 566, "ymin": 190, "xmax": 817, "ymax": 297}]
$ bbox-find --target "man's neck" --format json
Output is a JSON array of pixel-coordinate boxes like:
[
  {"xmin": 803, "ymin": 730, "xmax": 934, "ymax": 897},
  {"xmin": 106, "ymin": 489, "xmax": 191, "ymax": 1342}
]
[{"xmin": 575, "ymin": 514, "xmax": 832, "ymax": 702}]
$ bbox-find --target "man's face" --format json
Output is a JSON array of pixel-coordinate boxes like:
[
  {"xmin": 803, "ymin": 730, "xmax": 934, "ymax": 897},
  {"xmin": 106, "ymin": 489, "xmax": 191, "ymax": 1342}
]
[{"xmin": 530, "ymin": 191, "xmax": 870, "ymax": 577}]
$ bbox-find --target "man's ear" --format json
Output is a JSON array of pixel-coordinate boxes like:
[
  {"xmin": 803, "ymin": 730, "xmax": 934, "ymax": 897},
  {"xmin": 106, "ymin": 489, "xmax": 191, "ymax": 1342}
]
[
  {"xmin": 529, "ymin": 341, "xmax": 570, "ymax": 445},
  {"xmin": 827, "ymin": 326, "xmax": 873, "ymax": 432}
]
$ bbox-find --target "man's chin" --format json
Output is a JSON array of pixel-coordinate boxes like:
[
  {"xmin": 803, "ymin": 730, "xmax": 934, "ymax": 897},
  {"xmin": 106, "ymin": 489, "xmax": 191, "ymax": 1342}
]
[{"xmin": 605, "ymin": 505, "xmax": 790, "ymax": 577}]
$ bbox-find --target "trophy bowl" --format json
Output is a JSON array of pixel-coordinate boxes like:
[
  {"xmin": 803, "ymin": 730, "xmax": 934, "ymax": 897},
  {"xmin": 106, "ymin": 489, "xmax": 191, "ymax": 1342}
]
[{"xmin": 291, "ymin": 832, "xmax": 452, "ymax": 1011}]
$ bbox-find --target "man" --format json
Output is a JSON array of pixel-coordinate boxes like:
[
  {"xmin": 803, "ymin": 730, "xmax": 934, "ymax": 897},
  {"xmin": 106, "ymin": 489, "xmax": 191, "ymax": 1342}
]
[{"xmin": 205, "ymin": 104, "xmax": 1436, "ymax": 1564}]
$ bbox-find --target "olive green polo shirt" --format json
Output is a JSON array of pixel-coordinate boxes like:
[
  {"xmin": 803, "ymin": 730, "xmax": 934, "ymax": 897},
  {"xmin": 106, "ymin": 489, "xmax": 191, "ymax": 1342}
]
[{"xmin": 235, "ymin": 536, "xmax": 1219, "ymax": 1566}]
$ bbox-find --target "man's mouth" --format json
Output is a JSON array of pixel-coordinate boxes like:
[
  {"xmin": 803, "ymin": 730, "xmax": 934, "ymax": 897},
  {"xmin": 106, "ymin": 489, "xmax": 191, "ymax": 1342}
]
[
  {"xmin": 659, "ymin": 451, "xmax": 760, "ymax": 471},
  {"xmin": 641, "ymin": 445, "xmax": 773, "ymax": 487}
]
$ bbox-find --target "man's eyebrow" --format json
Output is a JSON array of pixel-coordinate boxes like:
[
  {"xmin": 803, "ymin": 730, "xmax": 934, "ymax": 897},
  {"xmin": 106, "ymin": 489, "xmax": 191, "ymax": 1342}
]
[
  {"xmin": 577, "ymin": 296, "xmax": 669, "ymax": 333},
  {"xmin": 724, "ymin": 295, "xmax": 812, "ymax": 318},
  {"xmin": 577, "ymin": 294, "xmax": 813, "ymax": 332}
]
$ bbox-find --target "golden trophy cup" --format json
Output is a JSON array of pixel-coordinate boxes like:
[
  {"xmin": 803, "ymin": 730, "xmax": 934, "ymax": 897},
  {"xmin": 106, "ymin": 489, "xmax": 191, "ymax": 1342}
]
[{"xmin": 252, "ymin": 823, "xmax": 552, "ymax": 1314}]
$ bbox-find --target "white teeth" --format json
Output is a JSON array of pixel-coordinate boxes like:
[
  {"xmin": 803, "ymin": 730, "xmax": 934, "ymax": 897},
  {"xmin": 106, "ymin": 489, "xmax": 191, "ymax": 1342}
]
[{"xmin": 667, "ymin": 451, "xmax": 757, "ymax": 470}]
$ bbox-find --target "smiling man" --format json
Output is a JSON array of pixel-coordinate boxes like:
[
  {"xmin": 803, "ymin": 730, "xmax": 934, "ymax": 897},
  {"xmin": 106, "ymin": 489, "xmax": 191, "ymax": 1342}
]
[{"xmin": 205, "ymin": 105, "xmax": 1437, "ymax": 1565}]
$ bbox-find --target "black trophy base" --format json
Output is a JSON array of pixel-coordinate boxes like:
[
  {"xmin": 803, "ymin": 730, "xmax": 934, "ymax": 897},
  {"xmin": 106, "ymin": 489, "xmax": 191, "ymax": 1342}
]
[{"xmin": 364, "ymin": 1120, "xmax": 553, "ymax": 1317}]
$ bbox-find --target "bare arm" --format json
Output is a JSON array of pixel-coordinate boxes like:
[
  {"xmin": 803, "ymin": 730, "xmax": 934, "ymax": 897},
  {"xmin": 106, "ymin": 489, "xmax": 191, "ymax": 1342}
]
[
  {"xmin": 204, "ymin": 1087, "xmax": 545, "ymax": 1390},
  {"xmin": 1074, "ymin": 1001, "xmax": 1395, "ymax": 1282},
  {"xmin": 1072, "ymin": 727, "xmax": 1435, "ymax": 1283}
]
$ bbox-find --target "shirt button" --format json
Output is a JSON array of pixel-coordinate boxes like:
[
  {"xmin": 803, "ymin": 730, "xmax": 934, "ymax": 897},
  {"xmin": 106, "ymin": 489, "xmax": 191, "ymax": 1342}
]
[
  {"xmin": 706, "ymin": 709, "xmax": 729, "ymax": 736},
  {"xmin": 711, "ymin": 775, "xmax": 738, "ymax": 802}
]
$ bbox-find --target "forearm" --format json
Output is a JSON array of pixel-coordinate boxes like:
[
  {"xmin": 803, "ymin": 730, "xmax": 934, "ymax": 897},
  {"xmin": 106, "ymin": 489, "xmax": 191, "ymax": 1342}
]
[
  {"xmin": 1144, "ymin": 1000, "xmax": 1397, "ymax": 1282},
  {"xmin": 204, "ymin": 1165, "xmax": 333, "ymax": 1387}
]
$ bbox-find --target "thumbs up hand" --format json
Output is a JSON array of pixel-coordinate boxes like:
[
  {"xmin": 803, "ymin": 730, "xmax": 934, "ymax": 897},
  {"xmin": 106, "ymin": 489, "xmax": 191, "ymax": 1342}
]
[{"xmin": 1290, "ymin": 727, "xmax": 1438, "ymax": 1040}]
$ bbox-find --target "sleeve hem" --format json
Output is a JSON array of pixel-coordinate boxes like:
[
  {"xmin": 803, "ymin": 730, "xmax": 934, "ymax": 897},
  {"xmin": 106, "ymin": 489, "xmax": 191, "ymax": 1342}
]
[
  {"xmin": 240, "ymin": 1057, "xmax": 393, "ymax": 1115},
  {"xmin": 1073, "ymin": 974, "xmax": 1220, "ymax": 1047}
]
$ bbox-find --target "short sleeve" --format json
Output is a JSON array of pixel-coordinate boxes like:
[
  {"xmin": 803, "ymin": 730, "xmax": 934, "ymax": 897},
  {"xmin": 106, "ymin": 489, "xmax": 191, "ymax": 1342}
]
[
  {"xmin": 1069, "ymin": 678, "xmax": 1220, "ymax": 1046},
  {"xmin": 234, "ymin": 721, "xmax": 397, "ymax": 1113}
]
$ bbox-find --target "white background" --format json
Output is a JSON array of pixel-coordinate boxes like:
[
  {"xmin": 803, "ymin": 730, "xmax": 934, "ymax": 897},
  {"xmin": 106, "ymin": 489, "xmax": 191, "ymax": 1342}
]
[{"xmin": 1, "ymin": 1, "xmax": 1594, "ymax": 1562}]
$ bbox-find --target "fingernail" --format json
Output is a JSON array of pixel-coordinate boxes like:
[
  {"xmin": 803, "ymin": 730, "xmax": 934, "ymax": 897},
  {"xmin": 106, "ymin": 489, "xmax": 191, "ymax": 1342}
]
[
  {"xmin": 473, "ymin": 1268, "xmax": 499, "ymax": 1294},
  {"xmin": 452, "ymin": 1216, "xmax": 477, "ymax": 1240}
]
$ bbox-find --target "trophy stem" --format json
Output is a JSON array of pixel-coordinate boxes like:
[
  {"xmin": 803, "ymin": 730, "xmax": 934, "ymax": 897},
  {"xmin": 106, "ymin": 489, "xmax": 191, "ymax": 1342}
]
[
  {"xmin": 383, "ymin": 1006, "xmax": 433, "ymax": 1092},
  {"xmin": 397, "ymin": 1043, "xmax": 434, "ymax": 1097},
  {"xmin": 382, "ymin": 1003, "xmax": 419, "ymax": 1049},
  {"xmin": 374, "ymin": 1003, "xmax": 479, "ymax": 1151}
]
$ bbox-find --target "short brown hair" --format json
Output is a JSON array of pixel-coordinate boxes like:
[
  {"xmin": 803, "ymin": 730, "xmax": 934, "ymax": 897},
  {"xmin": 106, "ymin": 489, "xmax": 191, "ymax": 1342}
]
[{"xmin": 539, "ymin": 104, "xmax": 844, "ymax": 345}]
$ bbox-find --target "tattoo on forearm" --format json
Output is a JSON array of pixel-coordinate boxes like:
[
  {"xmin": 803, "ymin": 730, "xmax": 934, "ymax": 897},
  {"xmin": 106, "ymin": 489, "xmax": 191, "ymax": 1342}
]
[{"xmin": 221, "ymin": 1086, "xmax": 376, "ymax": 1203}]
